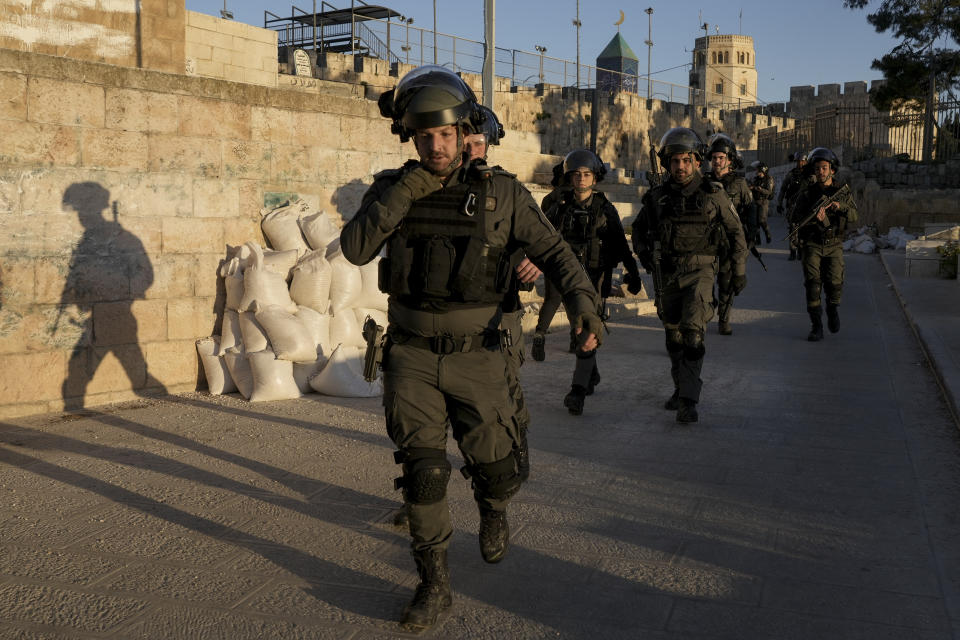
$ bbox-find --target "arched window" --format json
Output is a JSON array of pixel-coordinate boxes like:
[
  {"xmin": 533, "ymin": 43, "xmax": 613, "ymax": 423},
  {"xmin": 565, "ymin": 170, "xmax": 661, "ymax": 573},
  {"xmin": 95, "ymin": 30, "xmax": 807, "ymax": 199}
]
[{"xmin": 711, "ymin": 51, "xmax": 717, "ymax": 64}]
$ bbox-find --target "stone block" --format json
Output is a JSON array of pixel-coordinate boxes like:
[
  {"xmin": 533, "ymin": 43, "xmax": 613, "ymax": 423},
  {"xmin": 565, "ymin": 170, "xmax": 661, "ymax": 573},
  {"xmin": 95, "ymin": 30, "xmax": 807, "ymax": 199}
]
[
  {"xmin": 339, "ymin": 115, "xmax": 382, "ymax": 152},
  {"xmin": 146, "ymin": 15, "xmax": 185, "ymax": 42},
  {"xmin": 162, "ymin": 217, "xmax": 225, "ymax": 254},
  {"xmin": 193, "ymin": 178, "xmax": 240, "ymax": 219},
  {"xmin": 221, "ymin": 65, "xmax": 246, "ymax": 84},
  {"xmin": 0, "ymin": 351, "xmax": 66, "ymax": 403},
  {"xmin": 28, "ymin": 77, "xmax": 104, "ymax": 128},
  {"xmin": 212, "ymin": 46, "xmax": 233, "ymax": 65},
  {"xmin": 222, "ymin": 140, "xmax": 271, "ymax": 180},
  {"xmin": 243, "ymin": 68, "xmax": 278, "ymax": 88},
  {"xmin": 32, "ymin": 257, "xmax": 70, "ymax": 305},
  {"xmin": 223, "ymin": 216, "xmax": 262, "ymax": 249},
  {"xmin": 148, "ymin": 134, "xmax": 221, "ymax": 176},
  {"xmin": 105, "ymin": 88, "xmax": 178, "ymax": 134},
  {"xmin": 167, "ymin": 297, "xmax": 217, "ymax": 340},
  {"xmin": 93, "ymin": 299, "xmax": 167, "ymax": 346},
  {"xmin": 186, "ymin": 10, "xmax": 220, "ymax": 30},
  {"xmin": 141, "ymin": 253, "xmax": 195, "ymax": 299},
  {"xmin": 251, "ymin": 107, "xmax": 293, "ymax": 144},
  {"xmin": 185, "ymin": 41, "xmax": 213, "ymax": 61},
  {"xmin": 194, "ymin": 253, "xmax": 224, "ymax": 298},
  {"xmin": 335, "ymin": 150, "xmax": 371, "ymax": 185},
  {"xmin": 115, "ymin": 173, "xmax": 193, "ymax": 219},
  {"xmin": 0, "ymin": 256, "xmax": 34, "ymax": 308},
  {"xmin": 291, "ymin": 111, "xmax": 340, "ymax": 148},
  {"xmin": 0, "ymin": 71, "xmax": 27, "ymax": 121},
  {"xmin": 144, "ymin": 339, "xmax": 200, "ymax": 387},
  {"xmin": 179, "ymin": 96, "xmax": 251, "ymax": 141},
  {"xmin": 0, "ymin": 172, "xmax": 21, "ymax": 214},
  {"xmin": 72, "ymin": 344, "xmax": 146, "ymax": 396},
  {"xmin": 271, "ymin": 145, "xmax": 319, "ymax": 183},
  {"xmin": 81, "ymin": 129, "xmax": 149, "ymax": 171},
  {"xmin": 194, "ymin": 59, "xmax": 224, "ymax": 78},
  {"xmin": 0, "ymin": 120, "xmax": 79, "ymax": 167}
]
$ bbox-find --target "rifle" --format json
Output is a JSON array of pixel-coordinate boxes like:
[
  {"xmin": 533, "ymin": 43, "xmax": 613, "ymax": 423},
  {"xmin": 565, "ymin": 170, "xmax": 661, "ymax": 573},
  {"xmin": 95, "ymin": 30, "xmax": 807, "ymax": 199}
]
[
  {"xmin": 361, "ymin": 315, "xmax": 386, "ymax": 382},
  {"xmin": 749, "ymin": 245, "xmax": 768, "ymax": 271},
  {"xmin": 782, "ymin": 183, "xmax": 850, "ymax": 243},
  {"xmin": 646, "ymin": 145, "xmax": 663, "ymax": 188}
]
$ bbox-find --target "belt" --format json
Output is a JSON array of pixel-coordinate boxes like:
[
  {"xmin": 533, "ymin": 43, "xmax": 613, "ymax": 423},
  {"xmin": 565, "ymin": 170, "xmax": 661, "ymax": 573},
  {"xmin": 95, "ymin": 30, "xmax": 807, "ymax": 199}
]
[{"xmin": 390, "ymin": 330, "xmax": 504, "ymax": 355}]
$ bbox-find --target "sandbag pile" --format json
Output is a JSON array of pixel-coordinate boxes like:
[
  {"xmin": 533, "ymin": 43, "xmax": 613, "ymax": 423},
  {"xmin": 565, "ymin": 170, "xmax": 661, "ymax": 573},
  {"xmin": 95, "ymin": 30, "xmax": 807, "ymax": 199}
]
[
  {"xmin": 842, "ymin": 225, "xmax": 917, "ymax": 254},
  {"xmin": 197, "ymin": 200, "xmax": 387, "ymax": 401}
]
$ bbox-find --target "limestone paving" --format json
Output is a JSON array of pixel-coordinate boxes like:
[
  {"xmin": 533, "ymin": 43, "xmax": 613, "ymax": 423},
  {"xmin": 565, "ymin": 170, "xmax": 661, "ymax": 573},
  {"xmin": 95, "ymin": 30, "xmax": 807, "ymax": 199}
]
[{"xmin": 0, "ymin": 217, "xmax": 959, "ymax": 639}]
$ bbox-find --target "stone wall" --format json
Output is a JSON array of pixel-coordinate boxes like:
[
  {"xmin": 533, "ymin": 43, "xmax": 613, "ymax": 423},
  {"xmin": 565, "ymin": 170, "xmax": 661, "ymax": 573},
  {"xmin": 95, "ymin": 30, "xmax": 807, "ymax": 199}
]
[{"xmin": 185, "ymin": 10, "xmax": 277, "ymax": 87}]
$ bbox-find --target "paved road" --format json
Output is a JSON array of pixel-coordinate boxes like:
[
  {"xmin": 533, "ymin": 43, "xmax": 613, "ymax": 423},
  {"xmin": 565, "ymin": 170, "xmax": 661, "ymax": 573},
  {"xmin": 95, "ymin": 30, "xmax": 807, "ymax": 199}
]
[{"xmin": 1, "ymin": 216, "xmax": 958, "ymax": 639}]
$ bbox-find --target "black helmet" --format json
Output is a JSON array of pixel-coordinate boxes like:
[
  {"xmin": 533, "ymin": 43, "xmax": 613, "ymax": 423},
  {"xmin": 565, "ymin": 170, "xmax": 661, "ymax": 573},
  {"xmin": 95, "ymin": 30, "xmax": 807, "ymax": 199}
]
[
  {"xmin": 707, "ymin": 133, "xmax": 737, "ymax": 160},
  {"xmin": 562, "ymin": 149, "xmax": 607, "ymax": 182},
  {"xmin": 750, "ymin": 160, "xmax": 768, "ymax": 173},
  {"xmin": 795, "ymin": 151, "xmax": 808, "ymax": 162},
  {"xmin": 807, "ymin": 147, "xmax": 838, "ymax": 171},
  {"xmin": 657, "ymin": 127, "xmax": 705, "ymax": 163},
  {"xmin": 377, "ymin": 65, "xmax": 481, "ymax": 142},
  {"xmin": 465, "ymin": 105, "xmax": 505, "ymax": 145}
]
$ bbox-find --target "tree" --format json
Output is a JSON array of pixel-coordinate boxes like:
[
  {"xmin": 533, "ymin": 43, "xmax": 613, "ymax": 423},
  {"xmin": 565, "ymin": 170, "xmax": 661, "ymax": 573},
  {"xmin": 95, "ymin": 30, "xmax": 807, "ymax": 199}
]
[{"xmin": 844, "ymin": 0, "xmax": 960, "ymax": 110}]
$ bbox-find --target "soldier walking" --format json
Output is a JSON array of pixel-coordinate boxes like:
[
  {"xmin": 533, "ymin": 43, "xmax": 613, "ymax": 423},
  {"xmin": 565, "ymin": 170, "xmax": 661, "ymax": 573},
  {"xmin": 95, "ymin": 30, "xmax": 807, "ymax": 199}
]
[
  {"xmin": 749, "ymin": 160, "xmax": 775, "ymax": 244},
  {"xmin": 777, "ymin": 152, "xmax": 809, "ymax": 260},
  {"xmin": 632, "ymin": 128, "xmax": 747, "ymax": 423},
  {"xmin": 340, "ymin": 65, "xmax": 601, "ymax": 632}
]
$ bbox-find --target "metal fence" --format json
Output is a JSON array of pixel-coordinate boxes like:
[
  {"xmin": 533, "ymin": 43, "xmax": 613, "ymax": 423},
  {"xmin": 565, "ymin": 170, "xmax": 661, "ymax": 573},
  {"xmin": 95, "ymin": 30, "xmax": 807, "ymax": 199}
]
[{"xmin": 758, "ymin": 97, "xmax": 960, "ymax": 167}]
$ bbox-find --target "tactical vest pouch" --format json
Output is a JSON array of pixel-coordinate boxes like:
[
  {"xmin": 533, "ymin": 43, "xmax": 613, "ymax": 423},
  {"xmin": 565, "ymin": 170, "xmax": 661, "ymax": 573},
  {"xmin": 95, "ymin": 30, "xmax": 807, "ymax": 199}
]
[
  {"xmin": 418, "ymin": 235, "xmax": 457, "ymax": 297},
  {"xmin": 378, "ymin": 251, "xmax": 412, "ymax": 296}
]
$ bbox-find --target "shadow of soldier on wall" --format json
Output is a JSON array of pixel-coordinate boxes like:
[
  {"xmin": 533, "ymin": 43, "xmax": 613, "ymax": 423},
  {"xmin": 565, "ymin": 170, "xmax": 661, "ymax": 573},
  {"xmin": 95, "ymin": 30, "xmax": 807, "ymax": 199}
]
[{"xmin": 59, "ymin": 182, "xmax": 166, "ymax": 409}]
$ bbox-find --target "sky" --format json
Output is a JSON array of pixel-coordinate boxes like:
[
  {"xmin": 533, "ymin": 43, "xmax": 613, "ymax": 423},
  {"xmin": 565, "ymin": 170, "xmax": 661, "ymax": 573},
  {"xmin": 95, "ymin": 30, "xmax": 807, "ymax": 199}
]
[{"xmin": 186, "ymin": 0, "xmax": 904, "ymax": 104}]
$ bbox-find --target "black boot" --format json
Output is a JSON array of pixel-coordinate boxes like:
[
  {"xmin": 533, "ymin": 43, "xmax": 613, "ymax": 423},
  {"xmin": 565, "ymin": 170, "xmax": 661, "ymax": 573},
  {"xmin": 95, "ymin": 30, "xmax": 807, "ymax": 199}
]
[
  {"xmin": 826, "ymin": 303, "xmax": 840, "ymax": 333},
  {"xmin": 585, "ymin": 366, "xmax": 601, "ymax": 396},
  {"xmin": 676, "ymin": 398, "xmax": 699, "ymax": 423},
  {"xmin": 478, "ymin": 509, "xmax": 509, "ymax": 564},
  {"xmin": 765, "ymin": 229, "xmax": 772, "ymax": 244},
  {"xmin": 807, "ymin": 307, "xmax": 824, "ymax": 342},
  {"xmin": 563, "ymin": 384, "xmax": 586, "ymax": 415},
  {"xmin": 664, "ymin": 389, "xmax": 679, "ymax": 411},
  {"xmin": 515, "ymin": 426, "xmax": 530, "ymax": 483},
  {"xmin": 531, "ymin": 332, "xmax": 545, "ymax": 362},
  {"xmin": 400, "ymin": 548, "xmax": 452, "ymax": 631}
]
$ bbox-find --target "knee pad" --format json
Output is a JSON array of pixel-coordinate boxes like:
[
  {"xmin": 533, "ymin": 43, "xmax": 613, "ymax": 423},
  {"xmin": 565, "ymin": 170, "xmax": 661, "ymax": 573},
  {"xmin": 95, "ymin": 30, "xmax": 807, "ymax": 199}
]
[
  {"xmin": 665, "ymin": 328, "xmax": 683, "ymax": 352},
  {"xmin": 682, "ymin": 331, "xmax": 705, "ymax": 360},
  {"xmin": 464, "ymin": 453, "xmax": 521, "ymax": 502},
  {"xmin": 394, "ymin": 448, "xmax": 451, "ymax": 505}
]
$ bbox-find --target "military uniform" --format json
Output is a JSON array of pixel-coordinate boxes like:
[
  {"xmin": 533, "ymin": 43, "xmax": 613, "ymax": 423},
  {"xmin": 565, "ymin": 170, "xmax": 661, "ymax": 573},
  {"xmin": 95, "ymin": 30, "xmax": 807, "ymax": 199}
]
[
  {"xmin": 790, "ymin": 179, "xmax": 858, "ymax": 338},
  {"xmin": 778, "ymin": 165, "xmax": 809, "ymax": 260},
  {"xmin": 749, "ymin": 171, "xmax": 774, "ymax": 242},
  {"xmin": 632, "ymin": 172, "xmax": 746, "ymax": 419},
  {"xmin": 536, "ymin": 189, "xmax": 639, "ymax": 409},
  {"xmin": 340, "ymin": 159, "xmax": 597, "ymax": 557},
  {"xmin": 705, "ymin": 170, "xmax": 752, "ymax": 334}
]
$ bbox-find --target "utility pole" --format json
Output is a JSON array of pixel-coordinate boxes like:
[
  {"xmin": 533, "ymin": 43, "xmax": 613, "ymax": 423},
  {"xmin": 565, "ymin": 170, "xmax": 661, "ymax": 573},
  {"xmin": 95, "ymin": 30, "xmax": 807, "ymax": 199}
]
[
  {"xmin": 535, "ymin": 45, "xmax": 547, "ymax": 83},
  {"xmin": 482, "ymin": 0, "xmax": 495, "ymax": 108},
  {"xmin": 644, "ymin": 7, "xmax": 653, "ymax": 99},
  {"xmin": 573, "ymin": 1, "xmax": 581, "ymax": 88},
  {"xmin": 432, "ymin": 0, "xmax": 437, "ymax": 64}
]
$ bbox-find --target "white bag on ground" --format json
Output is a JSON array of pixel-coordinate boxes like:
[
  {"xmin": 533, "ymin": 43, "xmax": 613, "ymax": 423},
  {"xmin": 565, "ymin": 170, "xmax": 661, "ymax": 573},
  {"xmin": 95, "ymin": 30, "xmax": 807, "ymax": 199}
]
[
  {"xmin": 327, "ymin": 247, "xmax": 363, "ymax": 313},
  {"xmin": 296, "ymin": 306, "xmax": 331, "ymax": 355},
  {"xmin": 223, "ymin": 350, "xmax": 253, "ymax": 400},
  {"xmin": 293, "ymin": 356, "xmax": 327, "ymax": 394},
  {"xmin": 196, "ymin": 337, "xmax": 237, "ymax": 395},
  {"xmin": 217, "ymin": 310, "xmax": 242, "ymax": 355},
  {"xmin": 289, "ymin": 251, "xmax": 333, "ymax": 313},
  {"xmin": 329, "ymin": 309, "xmax": 366, "ymax": 349},
  {"xmin": 308, "ymin": 345, "xmax": 382, "ymax": 397},
  {"xmin": 261, "ymin": 201, "xmax": 309, "ymax": 255},
  {"xmin": 299, "ymin": 210, "xmax": 341, "ymax": 252},
  {"xmin": 248, "ymin": 350, "xmax": 302, "ymax": 402},
  {"xmin": 238, "ymin": 311, "xmax": 270, "ymax": 353},
  {"xmin": 238, "ymin": 243, "xmax": 297, "ymax": 313},
  {"xmin": 255, "ymin": 304, "xmax": 317, "ymax": 362},
  {"xmin": 354, "ymin": 256, "xmax": 388, "ymax": 311}
]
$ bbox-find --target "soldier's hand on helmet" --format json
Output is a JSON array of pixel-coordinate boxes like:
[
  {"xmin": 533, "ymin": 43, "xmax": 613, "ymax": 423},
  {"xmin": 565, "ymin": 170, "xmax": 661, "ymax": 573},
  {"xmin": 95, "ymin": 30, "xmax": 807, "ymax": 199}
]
[
  {"xmin": 515, "ymin": 257, "xmax": 542, "ymax": 284},
  {"xmin": 731, "ymin": 274, "xmax": 747, "ymax": 295},
  {"xmin": 397, "ymin": 166, "xmax": 444, "ymax": 200},
  {"xmin": 573, "ymin": 312, "xmax": 603, "ymax": 351}
]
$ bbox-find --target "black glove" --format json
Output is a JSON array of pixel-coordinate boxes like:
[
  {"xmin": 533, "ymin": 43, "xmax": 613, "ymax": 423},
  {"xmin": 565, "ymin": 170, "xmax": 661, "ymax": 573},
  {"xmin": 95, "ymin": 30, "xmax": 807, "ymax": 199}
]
[
  {"xmin": 624, "ymin": 273, "xmax": 643, "ymax": 295},
  {"xmin": 573, "ymin": 312, "xmax": 604, "ymax": 349},
  {"xmin": 382, "ymin": 166, "xmax": 443, "ymax": 213},
  {"xmin": 731, "ymin": 274, "xmax": 747, "ymax": 295}
]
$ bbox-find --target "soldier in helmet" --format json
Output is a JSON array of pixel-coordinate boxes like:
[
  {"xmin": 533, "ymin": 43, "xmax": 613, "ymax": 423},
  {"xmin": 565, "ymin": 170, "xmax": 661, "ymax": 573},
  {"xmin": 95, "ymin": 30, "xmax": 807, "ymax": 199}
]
[
  {"xmin": 530, "ymin": 149, "xmax": 642, "ymax": 415},
  {"xmin": 463, "ymin": 105, "xmax": 539, "ymax": 482},
  {"xmin": 749, "ymin": 160, "xmax": 774, "ymax": 244},
  {"xmin": 777, "ymin": 151, "xmax": 809, "ymax": 260},
  {"xmin": 788, "ymin": 147, "xmax": 858, "ymax": 342},
  {"xmin": 340, "ymin": 66, "xmax": 601, "ymax": 632},
  {"xmin": 704, "ymin": 133, "xmax": 754, "ymax": 336},
  {"xmin": 632, "ymin": 127, "xmax": 747, "ymax": 423}
]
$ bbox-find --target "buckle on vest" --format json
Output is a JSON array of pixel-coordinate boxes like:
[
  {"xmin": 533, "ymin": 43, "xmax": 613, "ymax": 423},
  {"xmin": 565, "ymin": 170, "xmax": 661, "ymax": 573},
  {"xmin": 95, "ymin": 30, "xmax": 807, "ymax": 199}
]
[
  {"xmin": 462, "ymin": 192, "xmax": 478, "ymax": 217},
  {"xmin": 430, "ymin": 335, "xmax": 459, "ymax": 354}
]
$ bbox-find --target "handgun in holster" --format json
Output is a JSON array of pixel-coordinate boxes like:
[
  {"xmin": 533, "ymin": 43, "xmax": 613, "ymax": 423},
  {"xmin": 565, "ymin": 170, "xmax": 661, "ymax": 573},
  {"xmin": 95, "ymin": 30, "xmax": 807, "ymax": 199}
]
[{"xmin": 362, "ymin": 316, "xmax": 386, "ymax": 382}]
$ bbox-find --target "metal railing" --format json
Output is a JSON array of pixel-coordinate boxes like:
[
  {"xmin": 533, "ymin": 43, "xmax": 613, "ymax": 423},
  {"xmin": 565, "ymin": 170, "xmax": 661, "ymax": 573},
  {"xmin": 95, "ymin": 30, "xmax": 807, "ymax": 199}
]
[{"xmin": 758, "ymin": 97, "xmax": 960, "ymax": 167}]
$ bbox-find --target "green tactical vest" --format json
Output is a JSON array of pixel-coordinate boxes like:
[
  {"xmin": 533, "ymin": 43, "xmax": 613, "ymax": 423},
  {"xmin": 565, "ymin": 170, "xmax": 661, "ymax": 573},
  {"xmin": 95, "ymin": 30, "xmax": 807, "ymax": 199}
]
[
  {"xmin": 555, "ymin": 194, "xmax": 603, "ymax": 270},
  {"xmin": 655, "ymin": 181, "xmax": 722, "ymax": 258}
]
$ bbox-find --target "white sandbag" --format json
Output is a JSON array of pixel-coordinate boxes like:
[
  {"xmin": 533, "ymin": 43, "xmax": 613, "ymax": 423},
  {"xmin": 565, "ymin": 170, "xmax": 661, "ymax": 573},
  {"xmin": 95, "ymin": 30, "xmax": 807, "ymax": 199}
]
[
  {"xmin": 327, "ymin": 249, "xmax": 363, "ymax": 313},
  {"xmin": 263, "ymin": 249, "xmax": 299, "ymax": 281},
  {"xmin": 261, "ymin": 200, "xmax": 310, "ymax": 255},
  {"xmin": 237, "ymin": 243, "xmax": 298, "ymax": 313},
  {"xmin": 296, "ymin": 306, "xmax": 331, "ymax": 355},
  {"xmin": 354, "ymin": 256, "xmax": 388, "ymax": 311},
  {"xmin": 223, "ymin": 272, "xmax": 244, "ymax": 311},
  {"xmin": 218, "ymin": 255, "xmax": 242, "ymax": 277},
  {"xmin": 289, "ymin": 251, "xmax": 333, "ymax": 313},
  {"xmin": 238, "ymin": 310, "xmax": 270, "ymax": 353},
  {"xmin": 255, "ymin": 304, "xmax": 317, "ymax": 362},
  {"xmin": 217, "ymin": 310, "xmax": 242, "ymax": 355},
  {"xmin": 329, "ymin": 309, "xmax": 366, "ymax": 349},
  {"xmin": 293, "ymin": 355, "xmax": 327, "ymax": 394},
  {"xmin": 223, "ymin": 350, "xmax": 253, "ymax": 400},
  {"xmin": 196, "ymin": 337, "xmax": 237, "ymax": 395},
  {"xmin": 308, "ymin": 344, "xmax": 382, "ymax": 397},
  {"xmin": 354, "ymin": 308, "xmax": 388, "ymax": 331},
  {"xmin": 299, "ymin": 210, "xmax": 341, "ymax": 252},
  {"xmin": 248, "ymin": 350, "xmax": 302, "ymax": 402}
]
